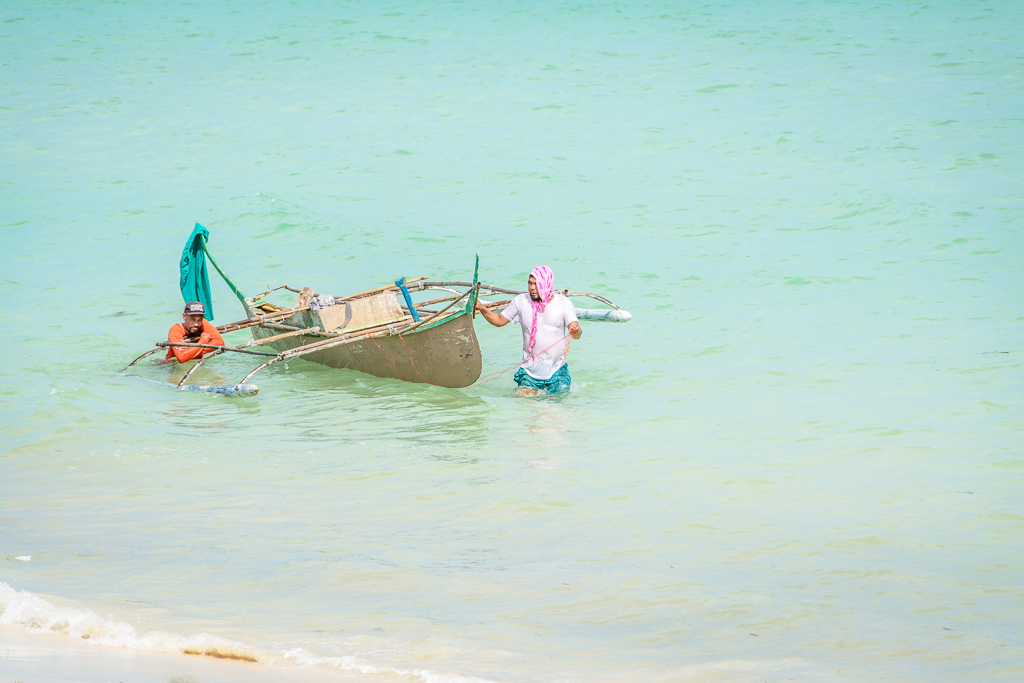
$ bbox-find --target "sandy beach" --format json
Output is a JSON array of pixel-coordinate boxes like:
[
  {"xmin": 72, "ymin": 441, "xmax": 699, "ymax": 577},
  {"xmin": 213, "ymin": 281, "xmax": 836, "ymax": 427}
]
[{"xmin": 0, "ymin": 627, "xmax": 378, "ymax": 683}]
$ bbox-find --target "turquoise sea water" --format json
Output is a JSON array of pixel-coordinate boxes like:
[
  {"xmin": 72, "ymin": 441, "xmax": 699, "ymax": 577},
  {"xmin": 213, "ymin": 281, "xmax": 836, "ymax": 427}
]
[{"xmin": 2, "ymin": 1, "xmax": 1022, "ymax": 681}]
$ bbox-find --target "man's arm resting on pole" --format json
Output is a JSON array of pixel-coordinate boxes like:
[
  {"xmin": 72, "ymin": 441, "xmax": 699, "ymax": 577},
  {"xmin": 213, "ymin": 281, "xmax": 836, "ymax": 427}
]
[{"xmin": 474, "ymin": 301, "xmax": 510, "ymax": 327}]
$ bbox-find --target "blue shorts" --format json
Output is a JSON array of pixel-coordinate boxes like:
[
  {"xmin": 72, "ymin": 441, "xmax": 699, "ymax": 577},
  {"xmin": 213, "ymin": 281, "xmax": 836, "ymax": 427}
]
[{"xmin": 513, "ymin": 364, "xmax": 571, "ymax": 394}]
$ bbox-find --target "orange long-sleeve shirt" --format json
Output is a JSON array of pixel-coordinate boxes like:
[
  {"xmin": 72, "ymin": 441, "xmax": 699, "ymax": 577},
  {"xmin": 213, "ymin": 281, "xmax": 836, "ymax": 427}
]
[{"xmin": 166, "ymin": 320, "xmax": 225, "ymax": 363}]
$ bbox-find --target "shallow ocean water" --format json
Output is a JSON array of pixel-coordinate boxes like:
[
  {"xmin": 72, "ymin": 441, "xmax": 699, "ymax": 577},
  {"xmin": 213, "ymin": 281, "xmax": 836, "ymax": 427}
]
[{"xmin": 1, "ymin": 1, "xmax": 1022, "ymax": 681}]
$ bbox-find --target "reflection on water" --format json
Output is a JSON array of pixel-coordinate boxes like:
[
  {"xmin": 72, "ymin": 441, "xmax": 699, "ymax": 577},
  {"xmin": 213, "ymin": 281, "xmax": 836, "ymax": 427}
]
[{"xmin": 514, "ymin": 398, "xmax": 575, "ymax": 472}]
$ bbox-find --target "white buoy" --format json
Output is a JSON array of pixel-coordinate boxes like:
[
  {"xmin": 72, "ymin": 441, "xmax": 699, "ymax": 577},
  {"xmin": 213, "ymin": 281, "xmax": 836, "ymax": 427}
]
[
  {"xmin": 179, "ymin": 384, "xmax": 259, "ymax": 397},
  {"xmin": 574, "ymin": 308, "xmax": 632, "ymax": 322}
]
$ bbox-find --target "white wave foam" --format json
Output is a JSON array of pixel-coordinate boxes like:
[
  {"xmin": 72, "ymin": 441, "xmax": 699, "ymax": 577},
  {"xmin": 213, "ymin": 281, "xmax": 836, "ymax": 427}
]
[
  {"xmin": 0, "ymin": 582, "xmax": 259, "ymax": 661},
  {"xmin": 281, "ymin": 647, "xmax": 501, "ymax": 683},
  {"xmin": 0, "ymin": 582, "xmax": 501, "ymax": 683}
]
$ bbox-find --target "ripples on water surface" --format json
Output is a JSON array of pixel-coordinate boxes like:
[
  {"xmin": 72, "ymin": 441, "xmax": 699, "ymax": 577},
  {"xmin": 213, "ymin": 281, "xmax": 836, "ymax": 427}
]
[{"xmin": 1, "ymin": 1, "xmax": 1021, "ymax": 681}]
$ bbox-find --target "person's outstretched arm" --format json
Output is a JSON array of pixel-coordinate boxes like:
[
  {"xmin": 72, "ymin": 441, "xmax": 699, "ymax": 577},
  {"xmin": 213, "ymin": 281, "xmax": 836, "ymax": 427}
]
[{"xmin": 475, "ymin": 300, "xmax": 510, "ymax": 327}]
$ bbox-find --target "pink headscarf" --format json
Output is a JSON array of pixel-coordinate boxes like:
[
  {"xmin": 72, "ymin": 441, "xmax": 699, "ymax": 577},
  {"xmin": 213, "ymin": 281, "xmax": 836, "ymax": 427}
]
[{"xmin": 528, "ymin": 265, "xmax": 555, "ymax": 354}]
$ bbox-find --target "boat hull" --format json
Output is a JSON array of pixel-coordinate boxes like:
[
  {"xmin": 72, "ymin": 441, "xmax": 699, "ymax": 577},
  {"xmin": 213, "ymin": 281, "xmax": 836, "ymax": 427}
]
[{"xmin": 250, "ymin": 308, "xmax": 482, "ymax": 388}]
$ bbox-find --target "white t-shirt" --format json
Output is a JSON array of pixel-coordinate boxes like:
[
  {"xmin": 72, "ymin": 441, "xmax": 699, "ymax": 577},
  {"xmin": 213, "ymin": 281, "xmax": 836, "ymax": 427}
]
[{"xmin": 501, "ymin": 293, "xmax": 578, "ymax": 380}]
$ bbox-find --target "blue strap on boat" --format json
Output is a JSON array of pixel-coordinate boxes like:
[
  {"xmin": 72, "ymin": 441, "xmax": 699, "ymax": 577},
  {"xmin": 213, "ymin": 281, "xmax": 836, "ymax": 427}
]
[{"xmin": 395, "ymin": 276, "xmax": 420, "ymax": 322}]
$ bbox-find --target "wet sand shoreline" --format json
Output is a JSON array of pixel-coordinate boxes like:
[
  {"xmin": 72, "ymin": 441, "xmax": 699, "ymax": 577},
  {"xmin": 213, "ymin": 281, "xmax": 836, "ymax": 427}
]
[{"xmin": 0, "ymin": 627, "xmax": 378, "ymax": 683}]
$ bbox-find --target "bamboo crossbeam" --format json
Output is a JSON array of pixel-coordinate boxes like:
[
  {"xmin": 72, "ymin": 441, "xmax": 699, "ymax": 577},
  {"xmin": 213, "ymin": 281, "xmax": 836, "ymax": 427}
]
[
  {"xmin": 217, "ymin": 307, "xmax": 312, "ymax": 334},
  {"xmin": 249, "ymin": 284, "xmax": 290, "ymax": 301},
  {"xmin": 415, "ymin": 293, "xmax": 463, "ymax": 307},
  {"xmin": 259, "ymin": 321, "xmax": 301, "ymax": 331},
  {"xmin": 156, "ymin": 342, "xmax": 278, "ymax": 357},
  {"xmin": 274, "ymin": 316, "xmax": 414, "ymax": 358},
  {"xmin": 173, "ymin": 327, "xmax": 322, "ymax": 387},
  {"xmin": 259, "ymin": 321, "xmax": 334, "ymax": 336},
  {"xmin": 418, "ymin": 281, "xmax": 622, "ymax": 310},
  {"xmin": 419, "ymin": 280, "xmax": 520, "ymax": 295},
  {"xmin": 329, "ymin": 275, "xmax": 429, "ymax": 302},
  {"xmin": 238, "ymin": 327, "xmax": 322, "ymax": 347},
  {"xmin": 281, "ymin": 281, "xmax": 426, "ymax": 303}
]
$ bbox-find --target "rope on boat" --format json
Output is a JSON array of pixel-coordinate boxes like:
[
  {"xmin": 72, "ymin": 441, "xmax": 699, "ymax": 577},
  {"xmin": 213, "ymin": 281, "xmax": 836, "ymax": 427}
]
[
  {"xmin": 397, "ymin": 332, "xmax": 435, "ymax": 385},
  {"xmin": 364, "ymin": 332, "xmax": 407, "ymax": 382}
]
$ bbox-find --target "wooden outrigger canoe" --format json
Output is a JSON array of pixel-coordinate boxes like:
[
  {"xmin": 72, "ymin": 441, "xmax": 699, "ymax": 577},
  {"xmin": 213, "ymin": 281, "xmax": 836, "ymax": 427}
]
[
  {"xmin": 235, "ymin": 269, "xmax": 486, "ymax": 390},
  {"xmin": 128, "ymin": 259, "xmax": 488, "ymax": 392},
  {"xmin": 126, "ymin": 238, "xmax": 631, "ymax": 395}
]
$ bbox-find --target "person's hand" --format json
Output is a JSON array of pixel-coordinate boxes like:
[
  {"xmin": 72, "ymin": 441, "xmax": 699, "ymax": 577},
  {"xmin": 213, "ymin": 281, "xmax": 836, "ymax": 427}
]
[
  {"xmin": 474, "ymin": 300, "xmax": 489, "ymax": 313},
  {"xmin": 568, "ymin": 321, "xmax": 582, "ymax": 339},
  {"xmin": 199, "ymin": 332, "xmax": 211, "ymax": 343}
]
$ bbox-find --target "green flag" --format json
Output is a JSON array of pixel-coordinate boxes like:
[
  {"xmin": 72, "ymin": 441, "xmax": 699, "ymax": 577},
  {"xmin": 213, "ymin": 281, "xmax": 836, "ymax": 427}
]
[{"xmin": 179, "ymin": 223, "xmax": 214, "ymax": 320}]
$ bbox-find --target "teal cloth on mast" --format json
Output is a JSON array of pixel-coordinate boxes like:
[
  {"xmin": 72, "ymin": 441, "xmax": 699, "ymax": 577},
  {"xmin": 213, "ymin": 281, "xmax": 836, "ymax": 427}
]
[{"xmin": 179, "ymin": 223, "xmax": 214, "ymax": 321}]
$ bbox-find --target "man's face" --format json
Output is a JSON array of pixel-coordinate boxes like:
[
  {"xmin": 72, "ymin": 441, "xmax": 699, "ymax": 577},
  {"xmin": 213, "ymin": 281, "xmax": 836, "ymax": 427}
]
[
  {"xmin": 182, "ymin": 313, "xmax": 205, "ymax": 336},
  {"xmin": 528, "ymin": 275, "xmax": 540, "ymax": 301}
]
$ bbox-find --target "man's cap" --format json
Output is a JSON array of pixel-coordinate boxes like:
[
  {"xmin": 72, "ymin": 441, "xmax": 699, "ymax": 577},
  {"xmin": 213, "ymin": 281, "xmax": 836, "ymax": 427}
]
[{"xmin": 184, "ymin": 301, "xmax": 206, "ymax": 316}]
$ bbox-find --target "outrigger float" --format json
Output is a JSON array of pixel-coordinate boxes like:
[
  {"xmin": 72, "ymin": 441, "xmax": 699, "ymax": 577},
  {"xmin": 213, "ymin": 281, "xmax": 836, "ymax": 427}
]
[{"xmin": 126, "ymin": 230, "xmax": 631, "ymax": 396}]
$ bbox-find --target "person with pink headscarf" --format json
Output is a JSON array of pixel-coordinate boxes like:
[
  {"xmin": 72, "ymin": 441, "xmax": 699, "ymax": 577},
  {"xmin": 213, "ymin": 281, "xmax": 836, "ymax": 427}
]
[{"xmin": 475, "ymin": 265, "xmax": 582, "ymax": 395}]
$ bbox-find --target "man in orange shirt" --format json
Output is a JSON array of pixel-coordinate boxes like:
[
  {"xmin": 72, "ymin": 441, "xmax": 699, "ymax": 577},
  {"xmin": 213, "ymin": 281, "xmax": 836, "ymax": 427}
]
[{"xmin": 162, "ymin": 301, "xmax": 225, "ymax": 364}]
